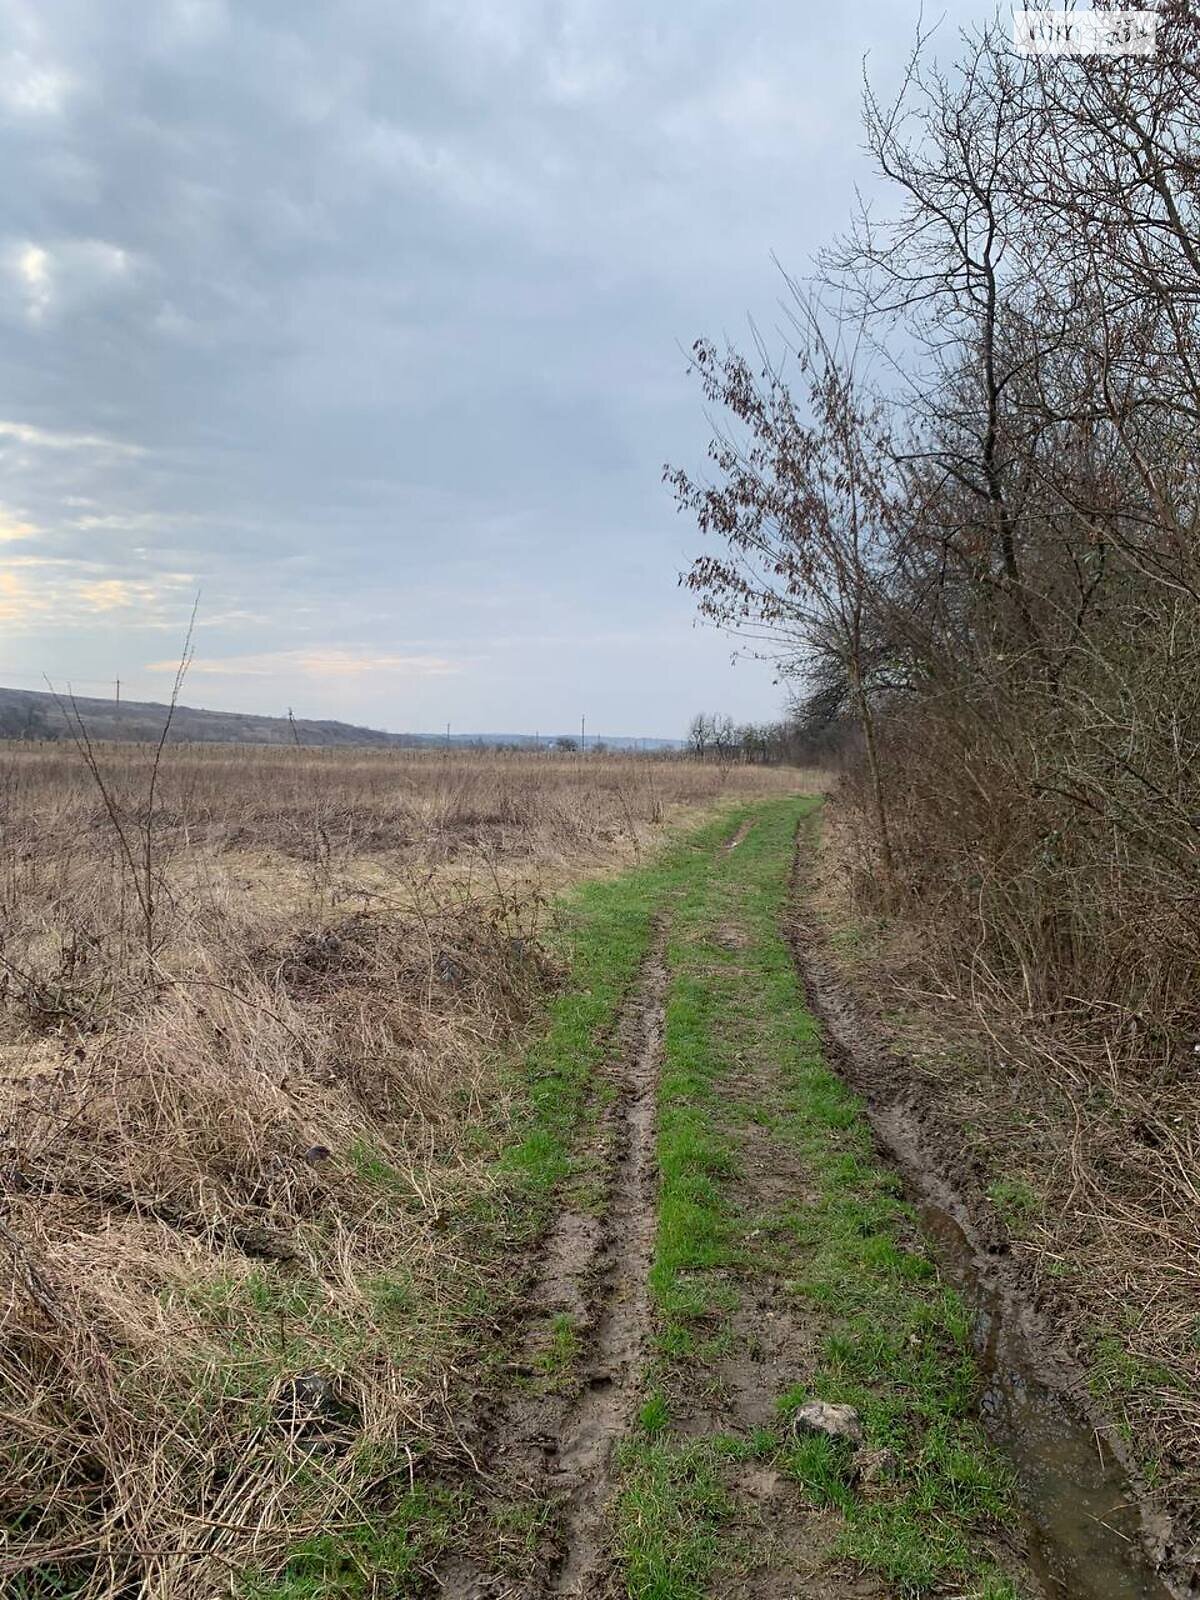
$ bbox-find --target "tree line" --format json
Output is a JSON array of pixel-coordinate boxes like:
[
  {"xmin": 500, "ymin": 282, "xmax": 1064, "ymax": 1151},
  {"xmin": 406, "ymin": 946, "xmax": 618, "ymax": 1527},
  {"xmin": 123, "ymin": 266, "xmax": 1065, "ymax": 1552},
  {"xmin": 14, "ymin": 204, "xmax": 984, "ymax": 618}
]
[
  {"xmin": 684, "ymin": 711, "xmax": 833, "ymax": 765},
  {"xmin": 674, "ymin": 5, "xmax": 1200, "ymax": 1065}
]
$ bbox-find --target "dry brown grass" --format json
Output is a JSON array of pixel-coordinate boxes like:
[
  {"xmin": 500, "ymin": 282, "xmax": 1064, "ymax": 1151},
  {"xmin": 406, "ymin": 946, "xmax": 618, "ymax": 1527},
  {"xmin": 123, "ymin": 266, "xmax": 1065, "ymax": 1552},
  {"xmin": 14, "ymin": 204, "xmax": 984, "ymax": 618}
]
[
  {"xmin": 0, "ymin": 741, "xmax": 798, "ymax": 1597},
  {"xmin": 810, "ymin": 799, "xmax": 1200, "ymax": 1521},
  {"xmin": 0, "ymin": 741, "xmax": 792, "ymax": 862}
]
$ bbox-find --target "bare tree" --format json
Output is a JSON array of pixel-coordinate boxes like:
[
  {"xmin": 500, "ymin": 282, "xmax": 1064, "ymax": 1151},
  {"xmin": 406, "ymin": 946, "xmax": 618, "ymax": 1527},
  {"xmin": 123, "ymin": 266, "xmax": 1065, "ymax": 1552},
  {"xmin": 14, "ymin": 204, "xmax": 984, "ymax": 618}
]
[{"xmin": 670, "ymin": 318, "xmax": 902, "ymax": 890}]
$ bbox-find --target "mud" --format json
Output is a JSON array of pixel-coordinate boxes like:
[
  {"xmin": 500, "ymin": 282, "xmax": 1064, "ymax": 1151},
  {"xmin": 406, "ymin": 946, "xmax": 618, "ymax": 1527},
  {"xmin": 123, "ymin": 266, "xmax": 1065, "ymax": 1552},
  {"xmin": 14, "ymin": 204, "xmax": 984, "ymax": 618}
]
[
  {"xmin": 787, "ymin": 852, "xmax": 1190, "ymax": 1600},
  {"xmin": 438, "ymin": 932, "xmax": 666, "ymax": 1598},
  {"xmin": 722, "ymin": 816, "xmax": 755, "ymax": 853},
  {"xmin": 548, "ymin": 944, "xmax": 663, "ymax": 1596},
  {"xmin": 534, "ymin": 1211, "xmax": 605, "ymax": 1325},
  {"xmin": 921, "ymin": 1199, "xmax": 1177, "ymax": 1600}
]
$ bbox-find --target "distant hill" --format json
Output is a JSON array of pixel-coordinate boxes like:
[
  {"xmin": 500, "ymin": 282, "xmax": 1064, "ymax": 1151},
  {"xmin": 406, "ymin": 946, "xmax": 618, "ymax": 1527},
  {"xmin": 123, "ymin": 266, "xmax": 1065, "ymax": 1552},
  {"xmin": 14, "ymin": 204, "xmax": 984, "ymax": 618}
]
[
  {"xmin": 0, "ymin": 685, "xmax": 417, "ymax": 747},
  {"xmin": 0, "ymin": 685, "xmax": 682, "ymax": 751}
]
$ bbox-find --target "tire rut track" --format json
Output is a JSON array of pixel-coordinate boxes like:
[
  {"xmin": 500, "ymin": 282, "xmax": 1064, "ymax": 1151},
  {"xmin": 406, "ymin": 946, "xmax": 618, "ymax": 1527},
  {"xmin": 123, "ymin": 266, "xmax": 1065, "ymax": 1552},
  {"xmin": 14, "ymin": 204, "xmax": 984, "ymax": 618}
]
[
  {"xmin": 439, "ymin": 923, "xmax": 667, "ymax": 1598},
  {"xmin": 546, "ymin": 934, "xmax": 664, "ymax": 1597}
]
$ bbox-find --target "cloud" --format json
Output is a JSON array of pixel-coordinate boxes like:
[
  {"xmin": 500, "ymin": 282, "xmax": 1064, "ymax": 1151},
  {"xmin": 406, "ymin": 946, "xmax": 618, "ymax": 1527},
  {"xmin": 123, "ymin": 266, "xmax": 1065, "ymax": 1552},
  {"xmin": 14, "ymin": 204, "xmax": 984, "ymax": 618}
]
[
  {"xmin": 78, "ymin": 577, "xmax": 181, "ymax": 612},
  {"xmin": 146, "ymin": 648, "xmax": 462, "ymax": 679},
  {"xmin": 0, "ymin": 419, "xmax": 144, "ymax": 456},
  {"xmin": 0, "ymin": 507, "xmax": 38, "ymax": 542},
  {"xmin": 0, "ymin": 0, "xmax": 983, "ymax": 731},
  {"xmin": 0, "ymin": 50, "xmax": 74, "ymax": 117},
  {"xmin": 12, "ymin": 241, "xmax": 51, "ymax": 319},
  {"xmin": 0, "ymin": 557, "xmax": 193, "ymax": 629},
  {"xmin": 5, "ymin": 236, "xmax": 140, "ymax": 324},
  {"xmin": 0, "ymin": 569, "xmax": 32, "ymax": 623}
]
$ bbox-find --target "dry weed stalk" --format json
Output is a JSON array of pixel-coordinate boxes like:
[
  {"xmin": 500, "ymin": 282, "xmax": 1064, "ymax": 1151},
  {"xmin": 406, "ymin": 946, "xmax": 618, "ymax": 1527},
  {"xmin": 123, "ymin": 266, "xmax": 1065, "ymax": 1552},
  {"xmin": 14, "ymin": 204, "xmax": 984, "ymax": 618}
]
[{"xmin": 45, "ymin": 604, "xmax": 197, "ymax": 967}]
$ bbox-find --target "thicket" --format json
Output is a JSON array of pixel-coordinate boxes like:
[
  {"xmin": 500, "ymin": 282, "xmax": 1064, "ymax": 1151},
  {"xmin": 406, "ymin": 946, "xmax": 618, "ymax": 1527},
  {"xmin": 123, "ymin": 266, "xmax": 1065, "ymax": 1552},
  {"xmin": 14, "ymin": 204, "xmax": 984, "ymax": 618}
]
[{"xmin": 676, "ymin": 4, "xmax": 1200, "ymax": 1083}]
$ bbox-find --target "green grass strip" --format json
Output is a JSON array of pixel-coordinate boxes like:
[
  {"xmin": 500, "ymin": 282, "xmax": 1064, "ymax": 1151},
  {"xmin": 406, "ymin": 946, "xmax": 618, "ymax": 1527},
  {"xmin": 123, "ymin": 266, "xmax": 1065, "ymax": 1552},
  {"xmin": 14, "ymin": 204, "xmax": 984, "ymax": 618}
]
[
  {"xmin": 616, "ymin": 797, "xmax": 1022, "ymax": 1600},
  {"xmin": 504, "ymin": 806, "xmax": 755, "ymax": 1206}
]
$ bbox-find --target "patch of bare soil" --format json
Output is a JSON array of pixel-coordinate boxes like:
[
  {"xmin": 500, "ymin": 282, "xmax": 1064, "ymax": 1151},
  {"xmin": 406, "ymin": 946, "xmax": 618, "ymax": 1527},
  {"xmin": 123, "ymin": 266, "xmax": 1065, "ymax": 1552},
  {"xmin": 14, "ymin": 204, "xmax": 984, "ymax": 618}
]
[
  {"xmin": 722, "ymin": 816, "xmax": 755, "ymax": 853},
  {"xmin": 787, "ymin": 840, "xmax": 1194, "ymax": 1599},
  {"xmin": 721, "ymin": 1460, "xmax": 883, "ymax": 1600},
  {"xmin": 704, "ymin": 1137, "xmax": 884, "ymax": 1600},
  {"xmin": 667, "ymin": 1105, "xmax": 821, "ymax": 1443},
  {"xmin": 438, "ymin": 934, "xmax": 666, "ymax": 1599}
]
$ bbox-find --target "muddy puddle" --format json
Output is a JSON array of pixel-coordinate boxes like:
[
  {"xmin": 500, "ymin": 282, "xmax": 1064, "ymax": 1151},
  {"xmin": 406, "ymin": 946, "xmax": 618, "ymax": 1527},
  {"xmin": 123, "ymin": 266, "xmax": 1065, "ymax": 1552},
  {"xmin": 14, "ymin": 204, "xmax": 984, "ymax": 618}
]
[
  {"xmin": 917, "ymin": 1198, "xmax": 1175, "ymax": 1600},
  {"xmin": 835, "ymin": 1046, "xmax": 1176, "ymax": 1598}
]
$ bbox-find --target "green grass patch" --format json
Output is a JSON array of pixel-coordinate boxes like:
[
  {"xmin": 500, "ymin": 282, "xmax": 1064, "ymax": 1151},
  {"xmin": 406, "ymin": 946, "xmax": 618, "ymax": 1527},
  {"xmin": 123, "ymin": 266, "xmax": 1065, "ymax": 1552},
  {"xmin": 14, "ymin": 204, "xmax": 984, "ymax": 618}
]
[
  {"xmin": 534, "ymin": 1311, "xmax": 582, "ymax": 1378},
  {"xmin": 614, "ymin": 1435, "xmax": 735, "ymax": 1600},
  {"xmin": 1088, "ymin": 1331, "xmax": 1178, "ymax": 1400},
  {"xmin": 240, "ymin": 1485, "xmax": 463, "ymax": 1598},
  {"xmin": 986, "ymin": 1175, "xmax": 1040, "ymax": 1232},
  {"xmin": 639, "ymin": 1389, "xmax": 670, "ymax": 1436}
]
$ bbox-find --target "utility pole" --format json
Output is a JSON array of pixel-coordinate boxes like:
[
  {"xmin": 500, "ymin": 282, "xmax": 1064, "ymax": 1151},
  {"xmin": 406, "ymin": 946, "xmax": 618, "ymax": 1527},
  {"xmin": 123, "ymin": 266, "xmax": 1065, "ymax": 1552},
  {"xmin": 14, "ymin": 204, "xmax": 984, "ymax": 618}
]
[
  {"xmin": 115, "ymin": 678, "xmax": 120, "ymax": 721},
  {"xmin": 580, "ymin": 714, "xmax": 586, "ymax": 754},
  {"xmin": 445, "ymin": 721, "xmax": 451, "ymax": 752}
]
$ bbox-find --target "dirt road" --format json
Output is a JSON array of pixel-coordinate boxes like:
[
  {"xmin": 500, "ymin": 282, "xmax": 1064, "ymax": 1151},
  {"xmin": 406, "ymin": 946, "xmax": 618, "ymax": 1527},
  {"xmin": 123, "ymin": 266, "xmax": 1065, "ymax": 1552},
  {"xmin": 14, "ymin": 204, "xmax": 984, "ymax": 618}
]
[{"xmin": 427, "ymin": 797, "xmax": 1178, "ymax": 1600}]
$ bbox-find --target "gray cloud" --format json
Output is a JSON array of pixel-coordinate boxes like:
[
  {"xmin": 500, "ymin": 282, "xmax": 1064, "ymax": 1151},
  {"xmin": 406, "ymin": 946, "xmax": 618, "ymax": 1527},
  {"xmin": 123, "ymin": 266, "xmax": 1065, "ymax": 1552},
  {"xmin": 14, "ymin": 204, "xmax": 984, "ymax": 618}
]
[{"xmin": 0, "ymin": 0, "xmax": 981, "ymax": 735}]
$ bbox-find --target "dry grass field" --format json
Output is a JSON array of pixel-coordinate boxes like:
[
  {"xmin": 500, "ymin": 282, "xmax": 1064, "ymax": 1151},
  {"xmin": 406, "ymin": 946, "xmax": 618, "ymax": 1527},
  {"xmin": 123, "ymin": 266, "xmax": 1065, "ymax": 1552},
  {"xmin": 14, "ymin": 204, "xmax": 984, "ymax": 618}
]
[{"xmin": 0, "ymin": 742, "xmax": 801, "ymax": 1598}]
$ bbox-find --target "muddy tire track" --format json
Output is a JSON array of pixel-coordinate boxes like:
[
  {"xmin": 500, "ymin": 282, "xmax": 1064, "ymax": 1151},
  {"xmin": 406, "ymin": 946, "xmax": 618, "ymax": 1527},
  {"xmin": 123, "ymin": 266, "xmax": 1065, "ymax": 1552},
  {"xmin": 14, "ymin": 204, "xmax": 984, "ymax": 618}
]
[
  {"xmin": 722, "ymin": 816, "xmax": 755, "ymax": 853},
  {"xmin": 546, "ymin": 937, "xmax": 663, "ymax": 1597},
  {"xmin": 438, "ymin": 928, "xmax": 666, "ymax": 1599}
]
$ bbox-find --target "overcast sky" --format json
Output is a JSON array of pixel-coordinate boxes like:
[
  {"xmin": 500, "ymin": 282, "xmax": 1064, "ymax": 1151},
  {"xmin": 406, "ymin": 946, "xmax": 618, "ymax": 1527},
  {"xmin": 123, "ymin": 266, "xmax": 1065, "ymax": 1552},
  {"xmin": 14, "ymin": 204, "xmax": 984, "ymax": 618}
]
[{"xmin": 0, "ymin": 0, "xmax": 981, "ymax": 738}]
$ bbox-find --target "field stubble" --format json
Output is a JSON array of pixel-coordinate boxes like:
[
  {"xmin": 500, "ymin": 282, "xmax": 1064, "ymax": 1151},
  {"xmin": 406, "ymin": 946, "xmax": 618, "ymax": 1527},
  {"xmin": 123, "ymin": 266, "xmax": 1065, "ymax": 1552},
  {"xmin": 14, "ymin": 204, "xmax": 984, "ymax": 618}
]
[{"xmin": 0, "ymin": 742, "xmax": 805, "ymax": 1597}]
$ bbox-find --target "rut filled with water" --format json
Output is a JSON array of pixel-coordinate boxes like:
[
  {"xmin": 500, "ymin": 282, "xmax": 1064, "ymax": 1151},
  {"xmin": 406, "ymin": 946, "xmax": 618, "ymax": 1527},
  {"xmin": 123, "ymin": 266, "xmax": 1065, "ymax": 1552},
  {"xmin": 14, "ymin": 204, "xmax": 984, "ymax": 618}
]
[
  {"xmin": 917, "ymin": 1196, "xmax": 1175, "ymax": 1600},
  {"xmin": 790, "ymin": 916, "xmax": 1183, "ymax": 1600}
]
